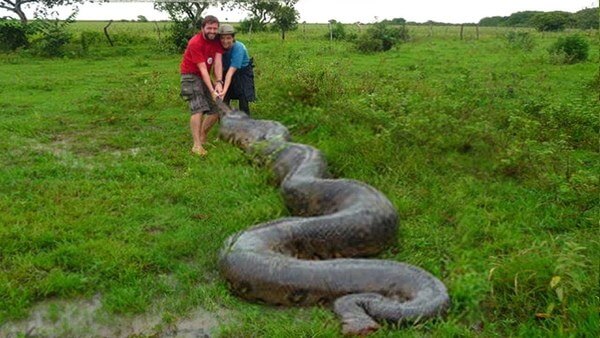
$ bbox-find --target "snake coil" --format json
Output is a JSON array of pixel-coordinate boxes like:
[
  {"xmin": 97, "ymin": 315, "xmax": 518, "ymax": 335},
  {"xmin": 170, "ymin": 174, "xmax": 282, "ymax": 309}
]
[{"xmin": 218, "ymin": 110, "xmax": 449, "ymax": 335}]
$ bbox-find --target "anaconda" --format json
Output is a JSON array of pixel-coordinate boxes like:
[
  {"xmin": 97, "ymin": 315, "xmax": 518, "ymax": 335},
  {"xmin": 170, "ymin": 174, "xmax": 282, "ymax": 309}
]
[{"xmin": 217, "ymin": 109, "xmax": 449, "ymax": 335}]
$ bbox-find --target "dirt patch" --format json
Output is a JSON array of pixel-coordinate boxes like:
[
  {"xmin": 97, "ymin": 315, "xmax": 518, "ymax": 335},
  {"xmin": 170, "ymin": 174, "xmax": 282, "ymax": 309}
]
[{"xmin": 0, "ymin": 295, "xmax": 225, "ymax": 338}]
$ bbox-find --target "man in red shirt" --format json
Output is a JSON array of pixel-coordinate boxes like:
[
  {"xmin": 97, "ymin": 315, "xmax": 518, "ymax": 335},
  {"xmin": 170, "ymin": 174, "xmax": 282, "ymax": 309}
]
[{"xmin": 180, "ymin": 15, "xmax": 224, "ymax": 156}]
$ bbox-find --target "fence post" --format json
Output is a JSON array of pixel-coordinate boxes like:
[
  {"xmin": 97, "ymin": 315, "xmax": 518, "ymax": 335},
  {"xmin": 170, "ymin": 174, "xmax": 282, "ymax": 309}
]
[
  {"xmin": 460, "ymin": 24, "xmax": 464, "ymax": 40},
  {"xmin": 103, "ymin": 20, "xmax": 114, "ymax": 47}
]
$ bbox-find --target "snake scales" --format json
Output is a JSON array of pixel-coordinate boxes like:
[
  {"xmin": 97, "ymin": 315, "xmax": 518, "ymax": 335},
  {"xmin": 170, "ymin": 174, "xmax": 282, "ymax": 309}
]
[{"xmin": 217, "ymin": 109, "xmax": 449, "ymax": 335}]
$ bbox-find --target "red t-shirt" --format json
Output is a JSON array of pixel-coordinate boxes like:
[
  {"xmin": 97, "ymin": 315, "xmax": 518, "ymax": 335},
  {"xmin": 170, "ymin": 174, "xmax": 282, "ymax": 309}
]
[{"xmin": 180, "ymin": 32, "xmax": 224, "ymax": 75}]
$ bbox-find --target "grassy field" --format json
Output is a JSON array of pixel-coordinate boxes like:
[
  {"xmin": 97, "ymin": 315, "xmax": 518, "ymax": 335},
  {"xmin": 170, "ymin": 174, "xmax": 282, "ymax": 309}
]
[{"xmin": 0, "ymin": 22, "xmax": 598, "ymax": 337}]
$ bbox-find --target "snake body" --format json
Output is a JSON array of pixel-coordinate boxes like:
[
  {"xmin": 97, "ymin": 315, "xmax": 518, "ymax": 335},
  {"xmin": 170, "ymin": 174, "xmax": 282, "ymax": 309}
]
[{"xmin": 218, "ymin": 110, "xmax": 449, "ymax": 335}]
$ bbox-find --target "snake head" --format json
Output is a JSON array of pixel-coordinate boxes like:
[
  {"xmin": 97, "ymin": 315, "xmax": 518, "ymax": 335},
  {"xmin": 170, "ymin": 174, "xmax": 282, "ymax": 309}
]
[{"xmin": 341, "ymin": 317, "xmax": 380, "ymax": 336}]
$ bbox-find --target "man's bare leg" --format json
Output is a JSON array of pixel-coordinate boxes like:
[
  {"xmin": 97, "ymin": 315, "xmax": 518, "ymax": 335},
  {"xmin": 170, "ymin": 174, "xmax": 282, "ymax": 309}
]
[
  {"xmin": 199, "ymin": 113, "xmax": 220, "ymax": 146},
  {"xmin": 190, "ymin": 113, "xmax": 207, "ymax": 155}
]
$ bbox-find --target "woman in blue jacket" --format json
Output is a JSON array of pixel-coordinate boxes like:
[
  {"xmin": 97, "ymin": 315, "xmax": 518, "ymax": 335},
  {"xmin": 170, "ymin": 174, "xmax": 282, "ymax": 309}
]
[{"xmin": 218, "ymin": 24, "xmax": 256, "ymax": 115}]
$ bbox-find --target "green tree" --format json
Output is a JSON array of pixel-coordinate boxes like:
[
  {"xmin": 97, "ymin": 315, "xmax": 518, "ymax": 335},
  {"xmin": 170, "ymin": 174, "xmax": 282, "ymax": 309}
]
[
  {"xmin": 326, "ymin": 19, "xmax": 346, "ymax": 40},
  {"xmin": 0, "ymin": 0, "xmax": 85, "ymax": 24},
  {"xmin": 154, "ymin": 1, "xmax": 221, "ymax": 52},
  {"xmin": 232, "ymin": 0, "xmax": 298, "ymax": 32},
  {"xmin": 272, "ymin": 3, "xmax": 298, "ymax": 40},
  {"xmin": 384, "ymin": 17, "xmax": 406, "ymax": 25},
  {"xmin": 505, "ymin": 11, "xmax": 542, "ymax": 27},
  {"xmin": 155, "ymin": 1, "xmax": 217, "ymax": 30},
  {"xmin": 573, "ymin": 7, "xmax": 599, "ymax": 29},
  {"xmin": 232, "ymin": 0, "xmax": 280, "ymax": 27},
  {"xmin": 479, "ymin": 16, "xmax": 506, "ymax": 27},
  {"xmin": 532, "ymin": 11, "xmax": 572, "ymax": 32}
]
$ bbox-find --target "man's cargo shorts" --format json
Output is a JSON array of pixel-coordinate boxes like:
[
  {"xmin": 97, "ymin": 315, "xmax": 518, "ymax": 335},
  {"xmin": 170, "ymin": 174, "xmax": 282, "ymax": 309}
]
[{"xmin": 180, "ymin": 73, "xmax": 218, "ymax": 115}]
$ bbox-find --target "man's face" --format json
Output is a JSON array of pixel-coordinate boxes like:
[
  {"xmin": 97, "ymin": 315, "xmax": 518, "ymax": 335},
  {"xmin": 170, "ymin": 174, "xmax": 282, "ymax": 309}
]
[
  {"xmin": 203, "ymin": 22, "xmax": 219, "ymax": 40},
  {"xmin": 220, "ymin": 34, "xmax": 234, "ymax": 50}
]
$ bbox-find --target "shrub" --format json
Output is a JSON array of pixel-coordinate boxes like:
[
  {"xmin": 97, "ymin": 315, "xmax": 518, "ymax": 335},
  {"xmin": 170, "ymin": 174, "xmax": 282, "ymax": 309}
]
[
  {"xmin": 355, "ymin": 35, "xmax": 385, "ymax": 53},
  {"xmin": 548, "ymin": 35, "xmax": 589, "ymax": 64},
  {"xmin": 29, "ymin": 19, "xmax": 73, "ymax": 57},
  {"xmin": 285, "ymin": 60, "xmax": 343, "ymax": 106},
  {"xmin": 166, "ymin": 19, "xmax": 196, "ymax": 53},
  {"xmin": 0, "ymin": 20, "xmax": 30, "ymax": 52},
  {"xmin": 24, "ymin": 10, "xmax": 78, "ymax": 57},
  {"xmin": 505, "ymin": 31, "xmax": 535, "ymax": 51},
  {"xmin": 78, "ymin": 31, "xmax": 105, "ymax": 45},
  {"xmin": 75, "ymin": 31, "xmax": 109, "ymax": 55},
  {"xmin": 355, "ymin": 22, "xmax": 409, "ymax": 53},
  {"xmin": 238, "ymin": 17, "xmax": 267, "ymax": 33},
  {"xmin": 325, "ymin": 20, "xmax": 346, "ymax": 40},
  {"xmin": 345, "ymin": 32, "xmax": 358, "ymax": 42}
]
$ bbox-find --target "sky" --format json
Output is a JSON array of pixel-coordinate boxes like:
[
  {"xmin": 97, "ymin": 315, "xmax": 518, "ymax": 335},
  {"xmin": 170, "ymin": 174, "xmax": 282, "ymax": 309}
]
[{"xmin": 2, "ymin": 0, "xmax": 598, "ymax": 24}]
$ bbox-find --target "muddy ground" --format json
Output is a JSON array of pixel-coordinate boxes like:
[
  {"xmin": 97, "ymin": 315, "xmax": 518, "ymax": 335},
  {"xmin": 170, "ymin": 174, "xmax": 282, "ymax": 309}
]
[{"xmin": 0, "ymin": 295, "xmax": 226, "ymax": 338}]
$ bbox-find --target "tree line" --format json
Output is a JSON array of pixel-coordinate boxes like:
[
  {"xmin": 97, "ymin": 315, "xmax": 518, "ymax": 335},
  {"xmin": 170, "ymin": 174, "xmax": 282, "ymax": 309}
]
[
  {"xmin": 478, "ymin": 8, "xmax": 598, "ymax": 31},
  {"xmin": 1, "ymin": 1, "xmax": 597, "ymax": 55}
]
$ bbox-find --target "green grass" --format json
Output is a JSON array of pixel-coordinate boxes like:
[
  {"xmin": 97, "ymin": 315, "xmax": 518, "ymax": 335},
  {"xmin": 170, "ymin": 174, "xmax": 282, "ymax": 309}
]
[{"xmin": 0, "ymin": 22, "xmax": 598, "ymax": 337}]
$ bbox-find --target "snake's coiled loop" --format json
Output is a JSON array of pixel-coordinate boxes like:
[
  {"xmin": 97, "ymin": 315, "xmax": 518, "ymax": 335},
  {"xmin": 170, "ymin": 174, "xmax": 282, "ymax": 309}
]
[{"xmin": 218, "ymin": 110, "xmax": 449, "ymax": 335}]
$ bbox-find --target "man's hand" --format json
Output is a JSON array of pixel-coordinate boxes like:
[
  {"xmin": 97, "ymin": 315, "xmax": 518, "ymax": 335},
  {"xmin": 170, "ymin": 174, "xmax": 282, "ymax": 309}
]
[
  {"xmin": 211, "ymin": 89, "xmax": 220, "ymax": 101},
  {"xmin": 215, "ymin": 81, "xmax": 223, "ymax": 94},
  {"xmin": 214, "ymin": 81, "xmax": 224, "ymax": 100}
]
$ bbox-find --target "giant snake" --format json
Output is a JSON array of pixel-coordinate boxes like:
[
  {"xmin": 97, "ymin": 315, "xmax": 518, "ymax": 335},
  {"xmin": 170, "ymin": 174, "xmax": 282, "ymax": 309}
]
[{"xmin": 217, "ymin": 108, "xmax": 449, "ymax": 335}]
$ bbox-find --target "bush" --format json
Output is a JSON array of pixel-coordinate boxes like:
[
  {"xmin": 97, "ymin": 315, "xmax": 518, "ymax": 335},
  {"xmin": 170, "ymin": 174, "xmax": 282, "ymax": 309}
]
[
  {"xmin": 0, "ymin": 20, "xmax": 30, "ymax": 52},
  {"xmin": 166, "ymin": 19, "xmax": 196, "ymax": 53},
  {"xmin": 29, "ymin": 19, "xmax": 73, "ymax": 57},
  {"xmin": 78, "ymin": 31, "xmax": 105, "ymax": 44},
  {"xmin": 505, "ymin": 31, "xmax": 535, "ymax": 51},
  {"xmin": 548, "ymin": 35, "xmax": 589, "ymax": 64},
  {"xmin": 285, "ymin": 60, "xmax": 343, "ymax": 106},
  {"xmin": 355, "ymin": 22, "xmax": 410, "ymax": 53},
  {"xmin": 325, "ymin": 20, "xmax": 346, "ymax": 40},
  {"xmin": 238, "ymin": 17, "xmax": 267, "ymax": 33},
  {"xmin": 355, "ymin": 35, "xmax": 386, "ymax": 53}
]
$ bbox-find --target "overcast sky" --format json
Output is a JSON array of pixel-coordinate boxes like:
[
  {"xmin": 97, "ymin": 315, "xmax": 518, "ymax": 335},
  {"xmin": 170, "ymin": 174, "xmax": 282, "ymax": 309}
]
[{"xmin": 2, "ymin": 0, "xmax": 598, "ymax": 24}]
